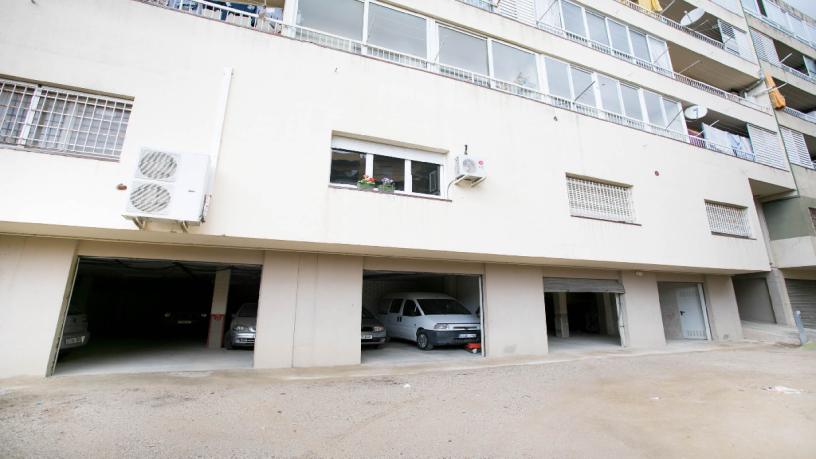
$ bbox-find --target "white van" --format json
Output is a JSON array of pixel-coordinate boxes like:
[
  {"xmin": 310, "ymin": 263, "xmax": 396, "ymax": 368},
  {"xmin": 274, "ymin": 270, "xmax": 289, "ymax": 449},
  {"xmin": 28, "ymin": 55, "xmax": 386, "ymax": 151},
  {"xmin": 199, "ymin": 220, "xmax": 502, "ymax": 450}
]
[{"xmin": 376, "ymin": 292, "xmax": 481, "ymax": 350}]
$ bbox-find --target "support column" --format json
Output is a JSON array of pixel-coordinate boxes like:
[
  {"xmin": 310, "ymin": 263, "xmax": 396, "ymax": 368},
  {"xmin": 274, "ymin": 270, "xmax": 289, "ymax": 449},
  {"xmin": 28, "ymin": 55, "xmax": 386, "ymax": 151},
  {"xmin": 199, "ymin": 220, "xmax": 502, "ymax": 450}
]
[
  {"xmin": 620, "ymin": 272, "xmax": 666, "ymax": 348},
  {"xmin": 602, "ymin": 293, "xmax": 618, "ymax": 336},
  {"xmin": 207, "ymin": 269, "xmax": 231, "ymax": 349},
  {"xmin": 766, "ymin": 268, "xmax": 795, "ymax": 326},
  {"xmin": 703, "ymin": 275, "xmax": 744, "ymax": 341},
  {"xmin": 554, "ymin": 292, "xmax": 569, "ymax": 338}
]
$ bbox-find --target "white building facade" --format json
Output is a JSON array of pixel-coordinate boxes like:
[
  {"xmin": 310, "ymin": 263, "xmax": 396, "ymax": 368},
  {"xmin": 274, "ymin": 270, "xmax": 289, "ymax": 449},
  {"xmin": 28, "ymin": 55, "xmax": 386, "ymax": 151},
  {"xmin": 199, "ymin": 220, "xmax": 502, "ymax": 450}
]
[{"xmin": 0, "ymin": 0, "xmax": 811, "ymax": 378}]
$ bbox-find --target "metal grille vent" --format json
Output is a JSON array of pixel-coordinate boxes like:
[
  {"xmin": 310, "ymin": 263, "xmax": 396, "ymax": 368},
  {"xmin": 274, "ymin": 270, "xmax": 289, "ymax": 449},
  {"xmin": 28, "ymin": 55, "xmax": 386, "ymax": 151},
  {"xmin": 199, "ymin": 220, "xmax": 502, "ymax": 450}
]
[
  {"xmin": 138, "ymin": 150, "xmax": 179, "ymax": 181},
  {"xmin": 129, "ymin": 182, "xmax": 172, "ymax": 214},
  {"xmin": 705, "ymin": 201, "xmax": 751, "ymax": 237},
  {"xmin": 567, "ymin": 176, "xmax": 635, "ymax": 223}
]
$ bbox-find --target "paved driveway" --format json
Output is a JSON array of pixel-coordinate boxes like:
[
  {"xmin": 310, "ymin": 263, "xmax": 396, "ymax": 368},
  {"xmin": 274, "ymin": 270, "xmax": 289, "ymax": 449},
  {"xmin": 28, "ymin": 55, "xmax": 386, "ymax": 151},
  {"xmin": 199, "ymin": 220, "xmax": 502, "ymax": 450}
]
[{"xmin": 1, "ymin": 344, "xmax": 815, "ymax": 458}]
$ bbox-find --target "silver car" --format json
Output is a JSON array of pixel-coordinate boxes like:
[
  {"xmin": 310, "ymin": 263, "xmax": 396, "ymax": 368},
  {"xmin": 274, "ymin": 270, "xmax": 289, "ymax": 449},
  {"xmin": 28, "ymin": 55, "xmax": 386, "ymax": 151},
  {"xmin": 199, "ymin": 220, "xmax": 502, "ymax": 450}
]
[
  {"xmin": 361, "ymin": 308, "xmax": 387, "ymax": 347},
  {"xmin": 225, "ymin": 303, "xmax": 257, "ymax": 349}
]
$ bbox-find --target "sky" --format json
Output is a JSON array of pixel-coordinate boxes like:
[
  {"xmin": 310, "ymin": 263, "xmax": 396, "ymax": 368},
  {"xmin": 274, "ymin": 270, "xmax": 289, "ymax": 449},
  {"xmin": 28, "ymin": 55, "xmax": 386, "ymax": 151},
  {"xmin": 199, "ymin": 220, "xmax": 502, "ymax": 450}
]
[{"xmin": 784, "ymin": 0, "xmax": 816, "ymax": 20}]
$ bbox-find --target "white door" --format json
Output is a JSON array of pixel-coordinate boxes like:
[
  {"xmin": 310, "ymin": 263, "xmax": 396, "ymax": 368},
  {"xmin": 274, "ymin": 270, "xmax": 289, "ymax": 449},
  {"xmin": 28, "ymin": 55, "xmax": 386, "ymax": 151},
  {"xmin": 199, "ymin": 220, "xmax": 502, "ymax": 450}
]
[{"xmin": 676, "ymin": 285, "xmax": 707, "ymax": 340}]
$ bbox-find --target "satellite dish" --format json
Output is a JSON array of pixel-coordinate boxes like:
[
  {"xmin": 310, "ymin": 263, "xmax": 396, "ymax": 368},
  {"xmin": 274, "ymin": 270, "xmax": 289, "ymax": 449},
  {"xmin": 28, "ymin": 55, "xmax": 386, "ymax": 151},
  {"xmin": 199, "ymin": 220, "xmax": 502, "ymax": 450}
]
[
  {"xmin": 680, "ymin": 8, "xmax": 705, "ymax": 27},
  {"xmin": 684, "ymin": 105, "xmax": 708, "ymax": 120}
]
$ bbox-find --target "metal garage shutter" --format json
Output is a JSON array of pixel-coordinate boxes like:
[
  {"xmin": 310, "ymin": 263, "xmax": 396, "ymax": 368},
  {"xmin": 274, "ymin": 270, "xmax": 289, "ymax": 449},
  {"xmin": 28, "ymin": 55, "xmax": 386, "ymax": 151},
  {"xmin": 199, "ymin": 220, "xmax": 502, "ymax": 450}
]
[
  {"xmin": 542, "ymin": 278, "xmax": 625, "ymax": 293},
  {"xmin": 786, "ymin": 279, "xmax": 816, "ymax": 329}
]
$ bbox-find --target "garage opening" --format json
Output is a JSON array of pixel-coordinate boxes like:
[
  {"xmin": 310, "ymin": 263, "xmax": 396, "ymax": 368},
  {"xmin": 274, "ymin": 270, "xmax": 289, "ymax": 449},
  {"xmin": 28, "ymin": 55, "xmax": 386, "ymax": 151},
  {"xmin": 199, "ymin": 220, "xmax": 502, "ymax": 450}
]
[
  {"xmin": 361, "ymin": 270, "xmax": 483, "ymax": 365},
  {"xmin": 52, "ymin": 257, "xmax": 262, "ymax": 376},
  {"xmin": 657, "ymin": 282, "xmax": 711, "ymax": 341},
  {"xmin": 544, "ymin": 278, "xmax": 625, "ymax": 353},
  {"xmin": 733, "ymin": 276, "xmax": 777, "ymax": 324}
]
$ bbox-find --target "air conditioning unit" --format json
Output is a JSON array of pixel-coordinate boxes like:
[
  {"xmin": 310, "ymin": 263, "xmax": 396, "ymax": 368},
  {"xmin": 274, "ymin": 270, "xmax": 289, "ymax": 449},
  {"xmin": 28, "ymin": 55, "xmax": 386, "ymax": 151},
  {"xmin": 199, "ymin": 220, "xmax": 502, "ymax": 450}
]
[
  {"xmin": 454, "ymin": 155, "xmax": 486, "ymax": 186},
  {"xmin": 123, "ymin": 148, "xmax": 210, "ymax": 225}
]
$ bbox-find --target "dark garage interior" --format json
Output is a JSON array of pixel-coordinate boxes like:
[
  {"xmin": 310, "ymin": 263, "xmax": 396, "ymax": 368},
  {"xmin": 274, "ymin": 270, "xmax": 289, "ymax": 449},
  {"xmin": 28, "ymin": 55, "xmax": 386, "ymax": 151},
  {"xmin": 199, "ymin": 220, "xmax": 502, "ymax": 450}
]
[
  {"xmin": 53, "ymin": 257, "xmax": 261, "ymax": 376},
  {"xmin": 545, "ymin": 292, "xmax": 621, "ymax": 352}
]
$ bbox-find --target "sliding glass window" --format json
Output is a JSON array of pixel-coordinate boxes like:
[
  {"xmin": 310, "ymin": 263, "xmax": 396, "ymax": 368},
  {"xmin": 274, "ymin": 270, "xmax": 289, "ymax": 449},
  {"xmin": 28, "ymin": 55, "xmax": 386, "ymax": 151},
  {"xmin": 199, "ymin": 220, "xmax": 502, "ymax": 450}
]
[
  {"xmin": 643, "ymin": 90, "xmax": 665, "ymax": 126},
  {"xmin": 545, "ymin": 57, "xmax": 572, "ymax": 99},
  {"xmin": 586, "ymin": 13, "xmax": 609, "ymax": 46},
  {"xmin": 438, "ymin": 26, "xmax": 489, "ymax": 76},
  {"xmin": 629, "ymin": 30, "xmax": 651, "ymax": 63},
  {"xmin": 297, "ymin": 0, "xmax": 363, "ymax": 40},
  {"xmin": 492, "ymin": 42, "xmax": 539, "ymax": 89},
  {"xmin": 608, "ymin": 20, "xmax": 631, "ymax": 56},
  {"xmin": 367, "ymin": 4, "xmax": 427, "ymax": 57},
  {"xmin": 562, "ymin": 1, "xmax": 586, "ymax": 38},
  {"xmin": 598, "ymin": 75, "xmax": 622, "ymax": 114},
  {"xmin": 570, "ymin": 67, "xmax": 595, "ymax": 107},
  {"xmin": 620, "ymin": 84, "xmax": 643, "ymax": 121}
]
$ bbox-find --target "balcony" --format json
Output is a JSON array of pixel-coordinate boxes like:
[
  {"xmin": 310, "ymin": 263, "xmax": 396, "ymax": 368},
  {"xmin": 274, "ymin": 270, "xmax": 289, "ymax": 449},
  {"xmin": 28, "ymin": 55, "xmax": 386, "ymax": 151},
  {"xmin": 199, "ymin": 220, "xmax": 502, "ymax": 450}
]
[
  {"xmin": 453, "ymin": 0, "xmax": 768, "ymax": 113},
  {"xmin": 143, "ymin": 0, "xmax": 787, "ymax": 170},
  {"xmin": 744, "ymin": 1, "xmax": 816, "ymax": 55}
]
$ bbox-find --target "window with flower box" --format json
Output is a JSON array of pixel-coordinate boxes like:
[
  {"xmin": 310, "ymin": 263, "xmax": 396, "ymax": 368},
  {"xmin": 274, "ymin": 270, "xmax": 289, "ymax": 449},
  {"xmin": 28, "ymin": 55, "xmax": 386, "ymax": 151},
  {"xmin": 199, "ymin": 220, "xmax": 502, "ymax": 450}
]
[{"xmin": 330, "ymin": 137, "xmax": 443, "ymax": 197}]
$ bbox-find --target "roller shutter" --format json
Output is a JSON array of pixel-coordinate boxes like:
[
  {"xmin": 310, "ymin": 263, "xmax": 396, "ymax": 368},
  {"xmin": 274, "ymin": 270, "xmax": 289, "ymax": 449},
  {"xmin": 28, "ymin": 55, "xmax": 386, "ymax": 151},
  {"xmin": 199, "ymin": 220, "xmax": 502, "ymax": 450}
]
[
  {"xmin": 786, "ymin": 279, "xmax": 816, "ymax": 329},
  {"xmin": 542, "ymin": 278, "xmax": 625, "ymax": 293}
]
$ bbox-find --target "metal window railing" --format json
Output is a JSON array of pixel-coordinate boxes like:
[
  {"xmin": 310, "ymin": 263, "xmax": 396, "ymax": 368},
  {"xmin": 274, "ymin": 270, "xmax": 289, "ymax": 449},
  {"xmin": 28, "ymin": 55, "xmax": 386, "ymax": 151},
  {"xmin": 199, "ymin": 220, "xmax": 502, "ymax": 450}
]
[
  {"xmin": 141, "ymin": 0, "xmax": 785, "ymax": 169},
  {"xmin": 781, "ymin": 106, "xmax": 816, "ymax": 125},
  {"xmin": 705, "ymin": 201, "xmax": 751, "ymax": 237},
  {"xmin": 567, "ymin": 176, "xmax": 636, "ymax": 223},
  {"xmin": 0, "ymin": 78, "xmax": 132, "ymax": 160}
]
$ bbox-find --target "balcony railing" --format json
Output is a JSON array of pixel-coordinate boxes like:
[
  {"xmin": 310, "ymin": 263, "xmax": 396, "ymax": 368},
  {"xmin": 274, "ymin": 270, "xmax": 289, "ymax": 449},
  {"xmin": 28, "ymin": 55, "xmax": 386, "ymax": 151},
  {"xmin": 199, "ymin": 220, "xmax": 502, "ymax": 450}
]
[
  {"xmin": 782, "ymin": 106, "xmax": 816, "ymax": 125},
  {"xmin": 612, "ymin": 0, "xmax": 753, "ymax": 62},
  {"xmin": 143, "ymin": 0, "xmax": 785, "ymax": 170},
  {"xmin": 745, "ymin": 8, "xmax": 816, "ymax": 54},
  {"xmin": 452, "ymin": 0, "xmax": 768, "ymax": 114}
]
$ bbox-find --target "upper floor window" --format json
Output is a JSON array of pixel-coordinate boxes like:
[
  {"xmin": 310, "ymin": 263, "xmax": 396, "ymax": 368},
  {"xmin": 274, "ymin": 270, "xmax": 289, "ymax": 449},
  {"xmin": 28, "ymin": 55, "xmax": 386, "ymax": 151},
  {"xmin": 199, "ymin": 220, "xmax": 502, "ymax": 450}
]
[
  {"xmin": 491, "ymin": 42, "xmax": 539, "ymax": 89},
  {"xmin": 297, "ymin": 0, "xmax": 363, "ymax": 40},
  {"xmin": 0, "ymin": 77, "xmax": 131, "ymax": 160},
  {"xmin": 705, "ymin": 201, "xmax": 751, "ymax": 238},
  {"xmin": 567, "ymin": 175, "xmax": 636, "ymax": 223},
  {"xmin": 367, "ymin": 3, "xmax": 427, "ymax": 58},
  {"xmin": 330, "ymin": 137, "xmax": 443, "ymax": 197},
  {"xmin": 438, "ymin": 26, "xmax": 489, "ymax": 76}
]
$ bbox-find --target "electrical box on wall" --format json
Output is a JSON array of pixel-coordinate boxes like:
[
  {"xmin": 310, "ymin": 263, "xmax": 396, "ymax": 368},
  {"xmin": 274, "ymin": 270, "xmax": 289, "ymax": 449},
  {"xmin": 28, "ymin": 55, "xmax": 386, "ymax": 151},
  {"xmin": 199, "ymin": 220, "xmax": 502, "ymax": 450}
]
[{"xmin": 122, "ymin": 148, "xmax": 210, "ymax": 225}]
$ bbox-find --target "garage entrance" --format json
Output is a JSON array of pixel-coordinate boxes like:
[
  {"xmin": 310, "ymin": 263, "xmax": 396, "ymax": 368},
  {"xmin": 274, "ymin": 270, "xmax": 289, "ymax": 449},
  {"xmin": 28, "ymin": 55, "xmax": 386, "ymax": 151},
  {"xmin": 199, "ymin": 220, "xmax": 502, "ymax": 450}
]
[
  {"xmin": 51, "ymin": 257, "xmax": 262, "ymax": 376},
  {"xmin": 785, "ymin": 279, "xmax": 816, "ymax": 329},
  {"xmin": 658, "ymin": 282, "xmax": 711, "ymax": 341},
  {"xmin": 361, "ymin": 270, "xmax": 483, "ymax": 365},
  {"xmin": 543, "ymin": 278, "xmax": 625, "ymax": 353}
]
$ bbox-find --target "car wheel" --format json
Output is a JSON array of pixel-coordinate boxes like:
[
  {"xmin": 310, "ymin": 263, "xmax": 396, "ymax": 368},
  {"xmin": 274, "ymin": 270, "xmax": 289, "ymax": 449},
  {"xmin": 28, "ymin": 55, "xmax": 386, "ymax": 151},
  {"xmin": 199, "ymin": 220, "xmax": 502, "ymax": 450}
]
[
  {"xmin": 416, "ymin": 331, "xmax": 433, "ymax": 351},
  {"xmin": 224, "ymin": 332, "xmax": 233, "ymax": 350}
]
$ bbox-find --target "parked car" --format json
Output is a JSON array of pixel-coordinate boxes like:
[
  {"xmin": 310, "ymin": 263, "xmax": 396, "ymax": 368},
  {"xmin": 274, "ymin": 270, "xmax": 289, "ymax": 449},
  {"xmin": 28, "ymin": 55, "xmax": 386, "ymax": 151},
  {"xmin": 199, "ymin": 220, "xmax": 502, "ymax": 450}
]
[
  {"xmin": 376, "ymin": 293, "xmax": 481, "ymax": 350},
  {"xmin": 225, "ymin": 302, "xmax": 257, "ymax": 349},
  {"xmin": 160, "ymin": 308, "xmax": 209, "ymax": 335},
  {"xmin": 60, "ymin": 313, "xmax": 90, "ymax": 351},
  {"xmin": 361, "ymin": 308, "xmax": 387, "ymax": 347}
]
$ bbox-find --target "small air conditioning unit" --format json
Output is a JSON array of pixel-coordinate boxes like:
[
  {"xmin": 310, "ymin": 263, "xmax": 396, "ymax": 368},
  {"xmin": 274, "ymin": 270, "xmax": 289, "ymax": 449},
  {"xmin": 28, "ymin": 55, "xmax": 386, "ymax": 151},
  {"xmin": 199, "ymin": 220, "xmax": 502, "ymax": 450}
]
[
  {"xmin": 454, "ymin": 155, "xmax": 487, "ymax": 186},
  {"xmin": 123, "ymin": 148, "xmax": 210, "ymax": 225}
]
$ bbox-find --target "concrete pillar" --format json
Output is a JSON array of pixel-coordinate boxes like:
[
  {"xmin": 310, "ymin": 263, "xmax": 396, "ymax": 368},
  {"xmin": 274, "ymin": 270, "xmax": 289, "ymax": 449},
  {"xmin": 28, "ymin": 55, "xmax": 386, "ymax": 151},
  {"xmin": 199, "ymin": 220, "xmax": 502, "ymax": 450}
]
[
  {"xmin": 620, "ymin": 272, "xmax": 667, "ymax": 348},
  {"xmin": 206, "ymin": 269, "xmax": 231, "ymax": 349},
  {"xmin": 483, "ymin": 264, "xmax": 548, "ymax": 357},
  {"xmin": 0, "ymin": 236, "xmax": 78, "ymax": 378},
  {"xmin": 766, "ymin": 268, "xmax": 795, "ymax": 326},
  {"xmin": 703, "ymin": 275, "xmax": 744, "ymax": 341},
  {"xmin": 254, "ymin": 252, "xmax": 363, "ymax": 369},
  {"xmin": 554, "ymin": 292, "xmax": 569, "ymax": 338}
]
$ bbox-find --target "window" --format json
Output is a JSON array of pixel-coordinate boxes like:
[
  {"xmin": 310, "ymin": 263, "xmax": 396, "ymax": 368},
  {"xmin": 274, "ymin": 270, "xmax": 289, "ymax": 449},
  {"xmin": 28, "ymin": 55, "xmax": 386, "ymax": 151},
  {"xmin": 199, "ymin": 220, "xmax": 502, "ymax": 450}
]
[
  {"xmin": 402, "ymin": 300, "xmax": 420, "ymax": 316},
  {"xmin": 629, "ymin": 30, "xmax": 651, "ymax": 63},
  {"xmin": 297, "ymin": 0, "xmax": 363, "ymax": 40},
  {"xmin": 367, "ymin": 4, "xmax": 427, "ymax": 57},
  {"xmin": 647, "ymin": 36, "xmax": 670, "ymax": 70},
  {"xmin": 608, "ymin": 20, "xmax": 631, "ymax": 56},
  {"xmin": 562, "ymin": 1, "xmax": 586, "ymax": 38},
  {"xmin": 416, "ymin": 298, "xmax": 471, "ymax": 315},
  {"xmin": 330, "ymin": 137, "xmax": 444, "ymax": 196},
  {"xmin": 567, "ymin": 176, "xmax": 635, "ymax": 223},
  {"xmin": 491, "ymin": 42, "xmax": 539, "ymax": 89},
  {"xmin": 389, "ymin": 299, "xmax": 403, "ymax": 314},
  {"xmin": 570, "ymin": 67, "xmax": 595, "ymax": 107},
  {"xmin": 411, "ymin": 160, "xmax": 440, "ymax": 195},
  {"xmin": 598, "ymin": 75, "xmax": 622, "ymax": 115},
  {"xmin": 642, "ymin": 90, "xmax": 665, "ymax": 126},
  {"xmin": 705, "ymin": 201, "xmax": 751, "ymax": 237},
  {"xmin": 0, "ymin": 78, "xmax": 131, "ymax": 160},
  {"xmin": 438, "ymin": 26, "xmax": 489, "ymax": 76},
  {"xmin": 586, "ymin": 13, "xmax": 609, "ymax": 46},
  {"xmin": 535, "ymin": 0, "xmax": 562, "ymax": 28},
  {"xmin": 373, "ymin": 155, "xmax": 405, "ymax": 191},
  {"xmin": 620, "ymin": 84, "xmax": 643, "ymax": 120},
  {"xmin": 545, "ymin": 57, "xmax": 572, "ymax": 99},
  {"xmin": 330, "ymin": 149, "xmax": 366, "ymax": 185},
  {"xmin": 662, "ymin": 99, "xmax": 683, "ymax": 132}
]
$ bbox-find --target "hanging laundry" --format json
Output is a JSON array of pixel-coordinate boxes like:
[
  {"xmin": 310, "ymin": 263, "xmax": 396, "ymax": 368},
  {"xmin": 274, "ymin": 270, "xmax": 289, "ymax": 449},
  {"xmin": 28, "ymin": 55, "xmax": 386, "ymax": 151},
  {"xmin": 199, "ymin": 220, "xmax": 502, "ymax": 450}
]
[
  {"xmin": 765, "ymin": 72, "xmax": 786, "ymax": 109},
  {"xmin": 637, "ymin": 0, "xmax": 663, "ymax": 13}
]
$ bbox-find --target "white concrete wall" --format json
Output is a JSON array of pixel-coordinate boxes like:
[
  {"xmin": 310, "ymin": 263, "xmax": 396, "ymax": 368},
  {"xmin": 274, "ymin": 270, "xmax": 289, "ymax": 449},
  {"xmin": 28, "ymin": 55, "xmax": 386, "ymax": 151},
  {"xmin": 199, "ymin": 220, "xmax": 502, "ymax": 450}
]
[
  {"xmin": 483, "ymin": 264, "xmax": 548, "ymax": 357},
  {"xmin": 704, "ymin": 275, "xmax": 744, "ymax": 341},
  {"xmin": 620, "ymin": 272, "xmax": 668, "ymax": 348},
  {"xmin": 0, "ymin": 236, "xmax": 78, "ymax": 378},
  {"xmin": 0, "ymin": 0, "xmax": 793, "ymax": 275}
]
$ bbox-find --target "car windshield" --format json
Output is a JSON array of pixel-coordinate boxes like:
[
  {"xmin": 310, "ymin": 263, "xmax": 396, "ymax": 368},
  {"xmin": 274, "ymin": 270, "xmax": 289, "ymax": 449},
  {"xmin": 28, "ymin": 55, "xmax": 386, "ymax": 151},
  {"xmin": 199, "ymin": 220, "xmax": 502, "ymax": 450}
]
[
  {"xmin": 417, "ymin": 298, "xmax": 471, "ymax": 315},
  {"xmin": 362, "ymin": 308, "xmax": 374, "ymax": 319},
  {"xmin": 238, "ymin": 303, "xmax": 258, "ymax": 317}
]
